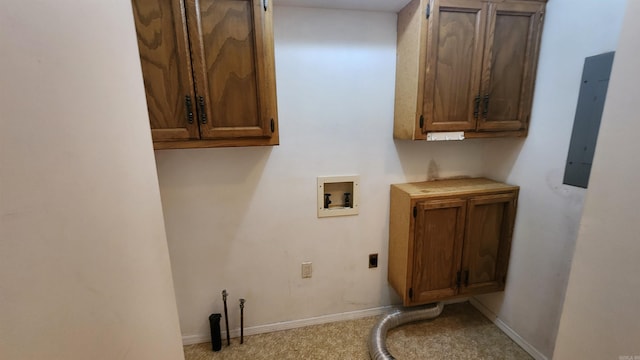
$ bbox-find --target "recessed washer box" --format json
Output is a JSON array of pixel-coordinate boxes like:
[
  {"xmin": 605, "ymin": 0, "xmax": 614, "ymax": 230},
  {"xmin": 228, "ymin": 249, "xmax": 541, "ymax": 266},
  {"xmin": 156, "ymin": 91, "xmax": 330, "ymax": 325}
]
[{"xmin": 317, "ymin": 175, "xmax": 360, "ymax": 218}]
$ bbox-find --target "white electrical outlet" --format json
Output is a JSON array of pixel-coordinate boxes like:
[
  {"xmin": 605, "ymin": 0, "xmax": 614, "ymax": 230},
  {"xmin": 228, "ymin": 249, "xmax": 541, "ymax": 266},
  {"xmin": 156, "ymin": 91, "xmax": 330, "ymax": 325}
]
[{"xmin": 301, "ymin": 262, "xmax": 312, "ymax": 278}]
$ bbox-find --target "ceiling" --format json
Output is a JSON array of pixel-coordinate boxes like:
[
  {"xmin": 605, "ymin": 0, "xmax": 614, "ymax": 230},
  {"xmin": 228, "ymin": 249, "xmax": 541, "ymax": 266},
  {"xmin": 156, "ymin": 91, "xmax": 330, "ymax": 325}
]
[{"xmin": 272, "ymin": 0, "xmax": 411, "ymax": 13}]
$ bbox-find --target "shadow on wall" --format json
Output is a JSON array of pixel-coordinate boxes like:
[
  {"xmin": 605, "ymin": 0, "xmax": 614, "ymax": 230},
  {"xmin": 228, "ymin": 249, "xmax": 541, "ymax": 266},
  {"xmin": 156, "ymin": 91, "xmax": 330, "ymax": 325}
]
[
  {"xmin": 153, "ymin": 146, "xmax": 273, "ymax": 327},
  {"xmin": 480, "ymin": 138, "xmax": 527, "ymax": 182},
  {"xmin": 155, "ymin": 146, "xmax": 273, "ymax": 187},
  {"xmin": 153, "ymin": 146, "xmax": 273, "ymax": 243}
]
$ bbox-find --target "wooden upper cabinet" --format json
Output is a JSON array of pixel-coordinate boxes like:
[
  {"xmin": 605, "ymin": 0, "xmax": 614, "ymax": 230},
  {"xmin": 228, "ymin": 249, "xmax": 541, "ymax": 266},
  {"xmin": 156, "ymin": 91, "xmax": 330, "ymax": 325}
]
[
  {"xmin": 394, "ymin": 0, "xmax": 546, "ymax": 139},
  {"xmin": 477, "ymin": 1, "xmax": 544, "ymax": 131},
  {"xmin": 132, "ymin": 0, "xmax": 198, "ymax": 141},
  {"xmin": 423, "ymin": 0, "xmax": 487, "ymax": 132},
  {"xmin": 132, "ymin": 0, "xmax": 278, "ymax": 149}
]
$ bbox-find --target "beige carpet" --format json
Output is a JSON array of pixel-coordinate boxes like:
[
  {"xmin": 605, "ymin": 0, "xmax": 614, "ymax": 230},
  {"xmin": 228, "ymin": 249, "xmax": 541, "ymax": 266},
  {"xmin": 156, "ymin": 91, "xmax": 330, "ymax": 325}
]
[{"xmin": 184, "ymin": 302, "xmax": 532, "ymax": 360}]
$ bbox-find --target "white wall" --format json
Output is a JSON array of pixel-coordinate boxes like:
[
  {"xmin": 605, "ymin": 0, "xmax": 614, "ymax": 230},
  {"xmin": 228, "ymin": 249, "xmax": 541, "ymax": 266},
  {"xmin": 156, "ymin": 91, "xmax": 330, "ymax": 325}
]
[
  {"xmin": 156, "ymin": 6, "xmax": 492, "ymax": 341},
  {"xmin": 553, "ymin": 0, "xmax": 640, "ymax": 357},
  {"xmin": 0, "ymin": 1, "xmax": 184, "ymax": 359},
  {"xmin": 475, "ymin": 0, "xmax": 627, "ymax": 358}
]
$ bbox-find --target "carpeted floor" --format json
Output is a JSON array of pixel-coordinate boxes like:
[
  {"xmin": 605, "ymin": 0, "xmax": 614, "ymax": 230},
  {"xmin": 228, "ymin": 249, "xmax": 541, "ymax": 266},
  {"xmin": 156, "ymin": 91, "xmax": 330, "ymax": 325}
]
[{"xmin": 183, "ymin": 302, "xmax": 532, "ymax": 360}]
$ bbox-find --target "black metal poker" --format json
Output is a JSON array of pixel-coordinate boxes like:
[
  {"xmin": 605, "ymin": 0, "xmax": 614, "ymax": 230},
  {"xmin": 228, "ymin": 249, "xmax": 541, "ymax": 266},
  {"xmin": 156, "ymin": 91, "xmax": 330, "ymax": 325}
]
[{"xmin": 222, "ymin": 290, "xmax": 230, "ymax": 346}]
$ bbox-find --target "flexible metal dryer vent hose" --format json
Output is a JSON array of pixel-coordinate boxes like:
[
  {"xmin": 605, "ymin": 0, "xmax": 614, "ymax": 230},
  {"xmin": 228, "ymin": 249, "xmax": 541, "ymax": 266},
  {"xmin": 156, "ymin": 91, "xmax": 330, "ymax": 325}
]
[{"xmin": 368, "ymin": 302, "xmax": 445, "ymax": 360}]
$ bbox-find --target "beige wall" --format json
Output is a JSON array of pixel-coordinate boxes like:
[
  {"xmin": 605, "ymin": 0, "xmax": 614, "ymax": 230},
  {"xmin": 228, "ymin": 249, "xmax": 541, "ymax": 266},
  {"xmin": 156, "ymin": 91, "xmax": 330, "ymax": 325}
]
[
  {"xmin": 0, "ymin": 1, "xmax": 184, "ymax": 359},
  {"xmin": 553, "ymin": 0, "xmax": 640, "ymax": 358}
]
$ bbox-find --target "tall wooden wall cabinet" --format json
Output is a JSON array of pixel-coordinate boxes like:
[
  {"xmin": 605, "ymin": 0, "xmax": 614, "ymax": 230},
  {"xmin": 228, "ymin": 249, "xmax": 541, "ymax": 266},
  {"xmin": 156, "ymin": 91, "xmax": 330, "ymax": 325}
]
[
  {"xmin": 388, "ymin": 178, "xmax": 519, "ymax": 306},
  {"xmin": 394, "ymin": 0, "xmax": 546, "ymax": 139},
  {"xmin": 132, "ymin": 0, "xmax": 278, "ymax": 149}
]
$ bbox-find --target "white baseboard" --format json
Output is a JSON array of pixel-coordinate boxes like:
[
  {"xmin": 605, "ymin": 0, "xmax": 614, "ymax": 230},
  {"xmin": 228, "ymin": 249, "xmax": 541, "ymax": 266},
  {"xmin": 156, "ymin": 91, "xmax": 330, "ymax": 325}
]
[
  {"xmin": 469, "ymin": 298, "xmax": 548, "ymax": 360},
  {"xmin": 183, "ymin": 298, "xmax": 477, "ymax": 346},
  {"xmin": 182, "ymin": 305, "xmax": 394, "ymax": 346}
]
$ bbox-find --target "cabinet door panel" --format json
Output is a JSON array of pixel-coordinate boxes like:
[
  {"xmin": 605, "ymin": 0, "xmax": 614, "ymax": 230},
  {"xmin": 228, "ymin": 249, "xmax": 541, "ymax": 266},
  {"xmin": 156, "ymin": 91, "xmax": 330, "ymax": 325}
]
[
  {"xmin": 411, "ymin": 199, "xmax": 466, "ymax": 304},
  {"xmin": 478, "ymin": 2, "xmax": 544, "ymax": 131},
  {"xmin": 423, "ymin": 0, "xmax": 487, "ymax": 132},
  {"xmin": 188, "ymin": 0, "xmax": 273, "ymax": 139},
  {"xmin": 132, "ymin": 0, "xmax": 199, "ymax": 141},
  {"xmin": 460, "ymin": 192, "xmax": 516, "ymax": 295}
]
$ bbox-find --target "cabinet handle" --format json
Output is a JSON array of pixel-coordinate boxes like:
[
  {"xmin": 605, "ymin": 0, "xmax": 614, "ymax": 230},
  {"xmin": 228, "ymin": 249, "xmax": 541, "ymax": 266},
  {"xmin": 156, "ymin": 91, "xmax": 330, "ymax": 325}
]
[
  {"xmin": 185, "ymin": 95, "xmax": 194, "ymax": 124},
  {"xmin": 456, "ymin": 271, "xmax": 461, "ymax": 288},
  {"xmin": 473, "ymin": 95, "xmax": 481, "ymax": 119},
  {"xmin": 198, "ymin": 96, "xmax": 207, "ymax": 124},
  {"xmin": 463, "ymin": 270, "xmax": 469, "ymax": 287},
  {"xmin": 263, "ymin": 0, "xmax": 268, "ymax": 11},
  {"xmin": 482, "ymin": 94, "xmax": 490, "ymax": 118}
]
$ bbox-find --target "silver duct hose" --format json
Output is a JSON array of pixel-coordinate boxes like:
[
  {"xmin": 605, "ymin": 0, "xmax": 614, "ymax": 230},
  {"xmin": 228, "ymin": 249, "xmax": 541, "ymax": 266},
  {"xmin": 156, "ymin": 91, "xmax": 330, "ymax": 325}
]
[{"xmin": 368, "ymin": 302, "xmax": 445, "ymax": 360}]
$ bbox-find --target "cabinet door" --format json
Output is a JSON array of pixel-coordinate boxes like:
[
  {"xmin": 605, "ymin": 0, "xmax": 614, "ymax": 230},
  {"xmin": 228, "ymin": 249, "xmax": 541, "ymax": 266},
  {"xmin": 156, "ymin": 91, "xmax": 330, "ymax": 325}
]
[
  {"xmin": 132, "ymin": 0, "xmax": 199, "ymax": 141},
  {"xmin": 460, "ymin": 192, "xmax": 516, "ymax": 295},
  {"xmin": 186, "ymin": 0, "xmax": 277, "ymax": 139},
  {"xmin": 410, "ymin": 199, "xmax": 466, "ymax": 304},
  {"xmin": 477, "ymin": 2, "xmax": 544, "ymax": 131},
  {"xmin": 423, "ymin": 0, "xmax": 487, "ymax": 132}
]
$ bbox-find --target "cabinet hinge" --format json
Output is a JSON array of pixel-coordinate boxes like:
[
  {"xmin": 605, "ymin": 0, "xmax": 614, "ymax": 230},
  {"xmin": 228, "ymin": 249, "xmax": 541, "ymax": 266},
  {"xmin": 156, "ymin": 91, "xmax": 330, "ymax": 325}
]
[
  {"xmin": 419, "ymin": 115, "xmax": 424, "ymax": 129},
  {"xmin": 270, "ymin": 118, "xmax": 275, "ymax": 133},
  {"xmin": 185, "ymin": 95, "xmax": 194, "ymax": 124},
  {"xmin": 413, "ymin": 206, "xmax": 417, "ymax": 218},
  {"xmin": 426, "ymin": 2, "xmax": 431, "ymax": 19},
  {"xmin": 408, "ymin": 288, "xmax": 413, "ymax": 299}
]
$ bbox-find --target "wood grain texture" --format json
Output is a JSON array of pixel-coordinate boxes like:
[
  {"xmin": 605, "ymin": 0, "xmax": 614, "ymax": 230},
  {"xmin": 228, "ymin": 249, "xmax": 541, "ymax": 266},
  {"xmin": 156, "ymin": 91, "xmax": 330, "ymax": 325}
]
[
  {"xmin": 153, "ymin": 134, "xmax": 278, "ymax": 149},
  {"xmin": 478, "ymin": 1, "xmax": 544, "ymax": 131},
  {"xmin": 393, "ymin": 0, "xmax": 427, "ymax": 140},
  {"xmin": 185, "ymin": 0, "xmax": 277, "ymax": 141},
  {"xmin": 388, "ymin": 186, "xmax": 413, "ymax": 303},
  {"xmin": 392, "ymin": 177, "xmax": 519, "ymax": 199},
  {"xmin": 463, "ymin": 129, "xmax": 527, "ymax": 138},
  {"xmin": 460, "ymin": 192, "xmax": 517, "ymax": 294},
  {"xmin": 424, "ymin": 0, "xmax": 486, "ymax": 131},
  {"xmin": 412, "ymin": 199, "xmax": 466, "ymax": 304},
  {"xmin": 205, "ymin": 0, "xmax": 259, "ymax": 128},
  {"xmin": 393, "ymin": 0, "xmax": 546, "ymax": 139},
  {"xmin": 387, "ymin": 178, "xmax": 519, "ymax": 306},
  {"xmin": 253, "ymin": 0, "xmax": 279, "ymax": 141},
  {"xmin": 132, "ymin": 0, "xmax": 198, "ymax": 140}
]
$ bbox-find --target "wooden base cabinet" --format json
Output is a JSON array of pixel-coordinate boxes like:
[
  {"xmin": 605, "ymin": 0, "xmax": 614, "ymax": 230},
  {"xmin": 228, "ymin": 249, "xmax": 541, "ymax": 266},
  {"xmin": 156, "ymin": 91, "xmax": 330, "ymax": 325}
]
[
  {"xmin": 394, "ymin": 0, "xmax": 546, "ymax": 139},
  {"xmin": 132, "ymin": 0, "xmax": 278, "ymax": 149},
  {"xmin": 388, "ymin": 178, "xmax": 519, "ymax": 306}
]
